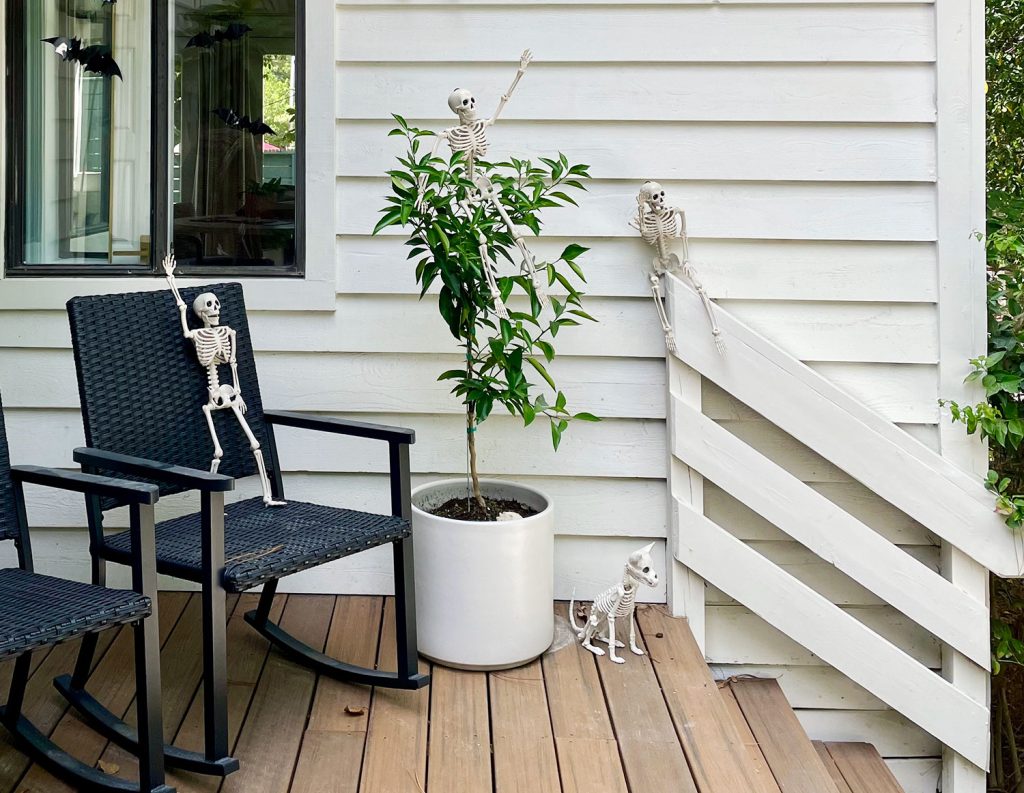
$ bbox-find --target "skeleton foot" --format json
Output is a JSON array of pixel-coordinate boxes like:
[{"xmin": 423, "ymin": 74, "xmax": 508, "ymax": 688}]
[
  {"xmin": 581, "ymin": 641, "xmax": 605, "ymax": 657},
  {"xmin": 609, "ymin": 651, "xmax": 625, "ymax": 664},
  {"xmin": 595, "ymin": 635, "xmax": 626, "ymax": 648},
  {"xmin": 630, "ymin": 643, "xmax": 645, "ymax": 656}
]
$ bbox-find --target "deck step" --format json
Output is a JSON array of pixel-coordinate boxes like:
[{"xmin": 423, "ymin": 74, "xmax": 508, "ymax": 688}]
[
  {"xmin": 822, "ymin": 741, "xmax": 905, "ymax": 793},
  {"xmin": 728, "ymin": 678, "xmax": 843, "ymax": 793}
]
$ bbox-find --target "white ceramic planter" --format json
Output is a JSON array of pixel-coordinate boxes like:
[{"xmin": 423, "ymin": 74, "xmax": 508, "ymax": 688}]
[{"xmin": 411, "ymin": 478, "xmax": 554, "ymax": 670}]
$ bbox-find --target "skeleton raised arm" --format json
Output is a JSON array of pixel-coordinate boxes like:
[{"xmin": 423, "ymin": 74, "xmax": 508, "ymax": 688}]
[
  {"xmin": 489, "ymin": 49, "xmax": 532, "ymax": 127},
  {"xmin": 164, "ymin": 255, "xmax": 196, "ymax": 340}
]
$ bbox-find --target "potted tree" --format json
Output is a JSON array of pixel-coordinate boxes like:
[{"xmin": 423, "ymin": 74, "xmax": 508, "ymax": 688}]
[{"xmin": 375, "ymin": 115, "xmax": 597, "ymax": 669}]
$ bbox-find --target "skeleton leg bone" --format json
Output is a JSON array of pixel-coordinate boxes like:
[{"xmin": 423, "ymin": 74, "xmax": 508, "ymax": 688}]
[
  {"xmin": 650, "ymin": 275, "xmax": 678, "ymax": 354},
  {"xmin": 607, "ymin": 616, "xmax": 624, "ymax": 664},
  {"xmin": 202, "ymin": 404, "xmax": 224, "ymax": 473},
  {"xmin": 595, "ymin": 633, "xmax": 626, "ymax": 648},
  {"xmin": 629, "ymin": 616, "xmax": 645, "ymax": 656},
  {"xmin": 229, "ymin": 403, "xmax": 286, "ymax": 507},
  {"xmin": 681, "ymin": 261, "xmax": 724, "ymax": 353}
]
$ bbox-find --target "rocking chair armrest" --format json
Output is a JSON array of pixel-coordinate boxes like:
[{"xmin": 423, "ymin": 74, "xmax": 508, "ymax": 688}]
[
  {"xmin": 73, "ymin": 447, "xmax": 235, "ymax": 493},
  {"xmin": 10, "ymin": 466, "xmax": 161, "ymax": 505},
  {"xmin": 264, "ymin": 411, "xmax": 416, "ymax": 445}
]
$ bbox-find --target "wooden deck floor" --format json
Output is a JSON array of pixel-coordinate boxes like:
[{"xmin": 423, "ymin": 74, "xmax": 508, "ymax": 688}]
[{"xmin": 0, "ymin": 594, "xmax": 901, "ymax": 793}]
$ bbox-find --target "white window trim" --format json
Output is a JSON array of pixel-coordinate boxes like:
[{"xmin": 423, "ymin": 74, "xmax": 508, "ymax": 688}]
[{"xmin": 0, "ymin": 1, "xmax": 336, "ymax": 313}]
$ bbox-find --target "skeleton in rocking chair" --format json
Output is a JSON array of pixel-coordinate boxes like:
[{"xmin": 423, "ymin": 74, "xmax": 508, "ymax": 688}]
[
  {"xmin": 163, "ymin": 255, "xmax": 285, "ymax": 506},
  {"xmin": 630, "ymin": 181, "xmax": 723, "ymax": 354}
]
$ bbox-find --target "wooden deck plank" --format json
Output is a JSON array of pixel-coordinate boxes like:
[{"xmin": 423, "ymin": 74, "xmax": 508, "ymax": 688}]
[
  {"xmin": 596, "ymin": 626, "xmax": 698, "ymax": 793},
  {"xmin": 0, "ymin": 630, "xmax": 119, "ymax": 792},
  {"xmin": 719, "ymin": 683, "xmax": 783, "ymax": 793},
  {"xmin": 813, "ymin": 742, "xmax": 855, "ymax": 793},
  {"xmin": 426, "ymin": 665, "xmax": 492, "ymax": 793},
  {"xmin": 489, "ymin": 660, "xmax": 561, "ymax": 793},
  {"xmin": 825, "ymin": 742, "xmax": 905, "ymax": 793},
  {"xmin": 220, "ymin": 595, "xmax": 335, "ymax": 793},
  {"xmin": 358, "ymin": 599, "xmax": 429, "ymax": 793},
  {"xmin": 636, "ymin": 605, "xmax": 765, "ymax": 792},
  {"xmin": 543, "ymin": 603, "xmax": 627, "ymax": 793},
  {"xmin": 729, "ymin": 678, "xmax": 842, "ymax": 793},
  {"xmin": 289, "ymin": 596, "xmax": 384, "ymax": 793},
  {"xmin": 169, "ymin": 593, "xmax": 288, "ymax": 793},
  {"xmin": 13, "ymin": 592, "xmax": 190, "ymax": 793},
  {"xmin": 101, "ymin": 595, "xmax": 241, "ymax": 785}
]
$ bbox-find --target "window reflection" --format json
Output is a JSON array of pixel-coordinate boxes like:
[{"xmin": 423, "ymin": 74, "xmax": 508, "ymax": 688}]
[
  {"xmin": 173, "ymin": 0, "xmax": 298, "ymax": 271},
  {"xmin": 22, "ymin": 0, "xmax": 151, "ymax": 266}
]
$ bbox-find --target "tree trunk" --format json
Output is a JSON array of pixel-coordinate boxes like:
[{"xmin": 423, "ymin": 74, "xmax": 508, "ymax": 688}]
[{"xmin": 467, "ymin": 405, "xmax": 485, "ymax": 510}]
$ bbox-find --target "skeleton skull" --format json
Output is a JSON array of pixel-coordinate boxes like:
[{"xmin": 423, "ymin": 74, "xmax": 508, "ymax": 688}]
[
  {"xmin": 447, "ymin": 88, "xmax": 477, "ymax": 123},
  {"xmin": 640, "ymin": 181, "xmax": 667, "ymax": 210},
  {"xmin": 192, "ymin": 293, "xmax": 221, "ymax": 327},
  {"xmin": 627, "ymin": 542, "xmax": 659, "ymax": 588}
]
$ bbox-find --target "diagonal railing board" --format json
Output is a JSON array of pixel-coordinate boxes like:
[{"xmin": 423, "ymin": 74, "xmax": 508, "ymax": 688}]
[
  {"xmin": 672, "ymin": 400, "xmax": 989, "ymax": 667},
  {"xmin": 673, "ymin": 500, "xmax": 989, "ymax": 768},
  {"xmin": 666, "ymin": 274, "xmax": 1024, "ymax": 577}
]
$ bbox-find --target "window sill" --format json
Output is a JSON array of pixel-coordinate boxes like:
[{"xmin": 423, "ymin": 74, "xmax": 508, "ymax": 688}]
[{"xmin": 0, "ymin": 276, "xmax": 336, "ymax": 312}]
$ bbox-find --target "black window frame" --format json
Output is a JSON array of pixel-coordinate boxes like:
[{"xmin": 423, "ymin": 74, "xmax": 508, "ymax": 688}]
[{"xmin": 4, "ymin": 0, "xmax": 306, "ymax": 278}]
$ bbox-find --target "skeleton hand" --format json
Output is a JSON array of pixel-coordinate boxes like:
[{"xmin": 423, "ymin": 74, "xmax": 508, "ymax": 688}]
[
  {"xmin": 235, "ymin": 391, "xmax": 248, "ymax": 414},
  {"xmin": 162, "ymin": 254, "xmax": 177, "ymax": 278},
  {"xmin": 520, "ymin": 49, "xmax": 533, "ymax": 70}
]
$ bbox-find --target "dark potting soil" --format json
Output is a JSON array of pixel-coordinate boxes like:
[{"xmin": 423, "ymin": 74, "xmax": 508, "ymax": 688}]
[{"xmin": 431, "ymin": 496, "xmax": 540, "ymax": 522}]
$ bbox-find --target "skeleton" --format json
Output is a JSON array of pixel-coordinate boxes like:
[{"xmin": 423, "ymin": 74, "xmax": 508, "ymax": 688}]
[
  {"xmin": 163, "ymin": 255, "xmax": 285, "ymax": 507},
  {"xmin": 569, "ymin": 543, "xmax": 659, "ymax": 664},
  {"xmin": 629, "ymin": 181, "xmax": 723, "ymax": 354},
  {"xmin": 419, "ymin": 50, "xmax": 532, "ymax": 190}
]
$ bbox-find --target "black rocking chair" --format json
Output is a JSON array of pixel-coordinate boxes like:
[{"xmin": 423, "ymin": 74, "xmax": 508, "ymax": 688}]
[
  {"xmin": 0, "ymin": 393, "xmax": 171, "ymax": 793},
  {"xmin": 64, "ymin": 283, "xmax": 428, "ymax": 777}
]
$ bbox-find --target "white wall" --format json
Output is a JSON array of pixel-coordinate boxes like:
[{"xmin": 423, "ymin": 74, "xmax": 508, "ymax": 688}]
[{"xmin": 0, "ymin": 0, "xmax": 964, "ymax": 789}]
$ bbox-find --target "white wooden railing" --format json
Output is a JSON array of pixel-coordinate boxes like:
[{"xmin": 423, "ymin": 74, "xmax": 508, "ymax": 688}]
[{"xmin": 665, "ymin": 275, "xmax": 1024, "ymax": 771}]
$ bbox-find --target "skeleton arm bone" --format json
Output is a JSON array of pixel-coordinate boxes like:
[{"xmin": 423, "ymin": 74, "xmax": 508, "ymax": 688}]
[
  {"xmin": 415, "ymin": 132, "xmax": 450, "ymax": 210},
  {"xmin": 489, "ymin": 49, "xmax": 532, "ymax": 126},
  {"xmin": 227, "ymin": 329, "xmax": 247, "ymax": 413},
  {"xmin": 162, "ymin": 257, "xmax": 195, "ymax": 340},
  {"xmin": 474, "ymin": 176, "xmax": 548, "ymax": 302}
]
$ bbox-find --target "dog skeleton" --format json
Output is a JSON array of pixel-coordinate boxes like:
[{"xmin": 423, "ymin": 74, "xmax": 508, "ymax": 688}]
[
  {"xmin": 163, "ymin": 255, "xmax": 284, "ymax": 507},
  {"xmin": 570, "ymin": 543, "xmax": 658, "ymax": 664}
]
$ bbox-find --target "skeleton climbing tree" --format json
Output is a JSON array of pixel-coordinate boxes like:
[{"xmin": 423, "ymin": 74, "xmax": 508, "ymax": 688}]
[{"xmin": 376, "ymin": 60, "xmax": 598, "ymax": 515}]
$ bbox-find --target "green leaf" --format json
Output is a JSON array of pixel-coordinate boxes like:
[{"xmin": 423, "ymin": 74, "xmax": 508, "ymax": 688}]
[
  {"xmin": 551, "ymin": 422, "xmax": 563, "ymax": 451},
  {"xmin": 526, "ymin": 357, "xmax": 557, "ymax": 389},
  {"xmin": 573, "ymin": 412, "xmax": 601, "ymax": 422},
  {"xmin": 560, "ymin": 244, "xmax": 588, "ymax": 262}
]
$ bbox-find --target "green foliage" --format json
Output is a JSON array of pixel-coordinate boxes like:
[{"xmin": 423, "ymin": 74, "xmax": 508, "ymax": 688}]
[
  {"xmin": 988, "ymin": 0, "xmax": 1024, "ymax": 197},
  {"xmin": 375, "ymin": 115, "xmax": 598, "ymax": 467},
  {"xmin": 262, "ymin": 54, "xmax": 296, "ymax": 150}
]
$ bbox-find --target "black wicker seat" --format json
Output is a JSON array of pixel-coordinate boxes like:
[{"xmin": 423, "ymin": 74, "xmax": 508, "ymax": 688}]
[
  {"xmin": 103, "ymin": 498, "xmax": 410, "ymax": 592},
  {"xmin": 0, "ymin": 393, "xmax": 172, "ymax": 793},
  {"xmin": 0, "ymin": 568, "xmax": 149, "ymax": 658},
  {"xmin": 65, "ymin": 283, "xmax": 428, "ymax": 780}
]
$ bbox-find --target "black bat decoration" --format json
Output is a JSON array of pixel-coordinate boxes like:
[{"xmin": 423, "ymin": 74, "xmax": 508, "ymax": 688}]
[
  {"xmin": 41, "ymin": 37, "xmax": 122, "ymax": 79},
  {"xmin": 212, "ymin": 108, "xmax": 275, "ymax": 137},
  {"xmin": 186, "ymin": 22, "xmax": 253, "ymax": 49}
]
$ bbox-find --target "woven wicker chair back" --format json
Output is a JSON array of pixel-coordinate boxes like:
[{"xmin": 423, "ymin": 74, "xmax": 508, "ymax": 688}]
[
  {"xmin": 0, "ymin": 393, "xmax": 21, "ymax": 540},
  {"xmin": 67, "ymin": 283, "xmax": 270, "ymax": 507}
]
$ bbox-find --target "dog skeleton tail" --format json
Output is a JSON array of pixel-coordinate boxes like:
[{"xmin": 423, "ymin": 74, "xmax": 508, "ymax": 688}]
[{"xmin": 568, "ymin": 589, "xmax": 583, "ymax": 634}]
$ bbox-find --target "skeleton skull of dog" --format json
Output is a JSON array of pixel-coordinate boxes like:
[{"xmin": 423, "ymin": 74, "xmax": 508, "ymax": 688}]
[
  {"xmin": 192, "ymin": 293, "xmax": 221, "ymax": 327},
  {"xmin": 447, "ymin": 88, "xmax": 477, "ymax": 123},
  {"xmin": 627, "ymin": 542, "xmax": 659, "ymax": 588}
]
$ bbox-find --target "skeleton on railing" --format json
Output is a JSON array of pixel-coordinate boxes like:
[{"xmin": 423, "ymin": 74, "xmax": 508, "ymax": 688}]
[
  {"xmin": 163, "ymin": 255, "xmax": 285, "ymax": 507},
  {"xmin": 630, "ymin": 181, "xmax": 723, "ymax": 354}
]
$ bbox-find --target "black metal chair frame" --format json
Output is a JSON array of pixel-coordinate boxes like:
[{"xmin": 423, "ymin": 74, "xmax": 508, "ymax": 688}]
[
  {"xmin": 1, "ymin": 459, "xmax": 171, "ymax": 793},
  {"xmin": 62, "ymin": 284, "xmax": 428, "ymax": 779}
]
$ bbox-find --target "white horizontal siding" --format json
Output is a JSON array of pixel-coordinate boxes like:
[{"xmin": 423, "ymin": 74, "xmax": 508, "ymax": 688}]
[{"xmin": 336, "ymin": 5, "xmax": 935, "ymax": 62}]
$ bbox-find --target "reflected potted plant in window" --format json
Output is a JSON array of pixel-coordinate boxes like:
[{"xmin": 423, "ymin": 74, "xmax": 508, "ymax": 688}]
[{"xmin": 375, "ymin": 115, "xmax": 597, "ymax": 669}]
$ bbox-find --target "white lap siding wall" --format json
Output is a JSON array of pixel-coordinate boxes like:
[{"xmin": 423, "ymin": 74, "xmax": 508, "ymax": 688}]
[{"xmin": 0, "ymin": 1, "xmax": 952, "ymax": 789}]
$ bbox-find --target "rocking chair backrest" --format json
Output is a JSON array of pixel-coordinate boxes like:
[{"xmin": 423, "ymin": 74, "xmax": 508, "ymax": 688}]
[
  {"xmin": 0, "ymin": 392, "xmax": 21, "ymax": 541},
  {"xmin": 67, "ymin": 283, "xmax": 270, "ymax": 505}
]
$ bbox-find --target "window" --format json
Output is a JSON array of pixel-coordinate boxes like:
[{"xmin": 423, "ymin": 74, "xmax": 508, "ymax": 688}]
[{"xmin": 5, "ymin": 0, "xmax": 303, "ymax": 276}]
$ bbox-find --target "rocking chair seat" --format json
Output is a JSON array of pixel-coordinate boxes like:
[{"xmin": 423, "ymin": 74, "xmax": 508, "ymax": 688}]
[
  {"xmin": 102, "ymin": 497, "xmax": 411, "ymax": 592},
  {"xmin": 0, "ymin": 568, "xmax": 150, "ymax": 659}
]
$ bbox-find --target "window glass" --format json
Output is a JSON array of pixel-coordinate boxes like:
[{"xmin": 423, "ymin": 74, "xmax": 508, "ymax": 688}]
[
  {"xmin": 20, "ymin": 0, "xmax": 152, "ymax": 267},
  {"xmin": 172, "ymin": 0, "xmax": 298, "ymax": 271}
]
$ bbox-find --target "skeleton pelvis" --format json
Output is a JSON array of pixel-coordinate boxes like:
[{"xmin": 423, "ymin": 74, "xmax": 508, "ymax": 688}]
[{"xmin": 208, "ymin": 384, "xmax": 238, "ymax": 407}]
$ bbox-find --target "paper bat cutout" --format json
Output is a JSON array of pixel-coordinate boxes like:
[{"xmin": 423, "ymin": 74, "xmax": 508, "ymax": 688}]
[
  {"xmin": 212, "ymin": 107, "xmax": 275, "ymax": 136},
  {"xmin": 186, "ymin": 22, "xmax": 252, "ymax": 49},
  {"xmin": 41, "ymin": 37, "xmax": 122, "ymax": 79}
]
